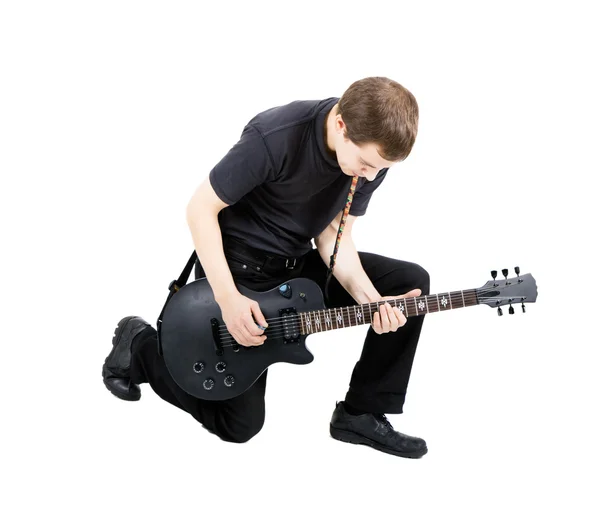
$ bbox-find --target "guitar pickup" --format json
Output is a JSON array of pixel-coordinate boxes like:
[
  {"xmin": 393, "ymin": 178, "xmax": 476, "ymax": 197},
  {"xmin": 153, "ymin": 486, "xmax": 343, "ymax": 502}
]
[{"xmin": 279, "ymin": 307, "xmax": 300, "ymax": 344}]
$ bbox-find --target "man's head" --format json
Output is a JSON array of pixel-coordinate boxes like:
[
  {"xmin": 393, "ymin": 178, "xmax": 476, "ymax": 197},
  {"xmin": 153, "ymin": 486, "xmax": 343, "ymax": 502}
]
[{"xmin": 326, "ymin": 77, "xmax": 419, "ymax": 180}]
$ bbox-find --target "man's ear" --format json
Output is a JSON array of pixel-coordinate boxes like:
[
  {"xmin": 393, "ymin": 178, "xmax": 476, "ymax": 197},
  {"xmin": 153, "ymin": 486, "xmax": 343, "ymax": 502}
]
[{"xmin": 336, "ymin": 115, "xmax": 346, "ymax": 135}]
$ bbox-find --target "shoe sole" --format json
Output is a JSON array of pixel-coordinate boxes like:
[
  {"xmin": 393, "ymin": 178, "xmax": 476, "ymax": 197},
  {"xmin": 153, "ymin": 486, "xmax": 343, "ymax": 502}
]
[
  {"xmin": 330, "ymin": 425, "xmax": 428, "ymax": 459},
  {"xmin": 103, "ymin": 316, "xmax": 145, "ymax": 402},
  {"xmin": 112, "ymin": 316, "xmax": 136, "ymax": 346}
]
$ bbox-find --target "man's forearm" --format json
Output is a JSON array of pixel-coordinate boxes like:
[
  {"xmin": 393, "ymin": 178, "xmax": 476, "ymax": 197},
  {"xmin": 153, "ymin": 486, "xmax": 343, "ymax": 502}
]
[
  {"xmin": 186, "ymin": 206, "xmax": 238, "ymax": 303},
  {"xmin": 315, "ymin": 228, "xmax": 381, "ymax": 305}
]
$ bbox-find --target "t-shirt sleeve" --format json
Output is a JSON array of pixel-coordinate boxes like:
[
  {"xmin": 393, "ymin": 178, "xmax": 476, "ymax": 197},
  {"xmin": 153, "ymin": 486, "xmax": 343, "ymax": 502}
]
[
  {"xmin": 349, "ymin": 168, "xmax": 389, "ymax": 216},
  {"xmin": 209, "ymin": 124, "xmax": 275, "ymax": 205}
]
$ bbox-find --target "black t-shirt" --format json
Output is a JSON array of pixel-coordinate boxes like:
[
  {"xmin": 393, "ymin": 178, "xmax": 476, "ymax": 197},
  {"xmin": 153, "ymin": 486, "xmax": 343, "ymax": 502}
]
[{"xmin": 209, "ymin": 97, "xmax": 389, "ymax": 257}]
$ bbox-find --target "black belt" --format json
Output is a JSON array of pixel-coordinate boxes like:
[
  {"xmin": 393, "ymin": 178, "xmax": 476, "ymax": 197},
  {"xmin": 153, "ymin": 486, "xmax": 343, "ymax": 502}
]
[{"xmin": 222, "ymin": 236, "xmax": 303, "ymax": 273}]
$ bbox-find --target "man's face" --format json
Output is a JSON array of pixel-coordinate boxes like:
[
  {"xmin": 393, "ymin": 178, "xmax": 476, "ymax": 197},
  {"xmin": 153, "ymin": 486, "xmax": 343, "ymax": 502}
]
[
  {"xmin": 335, "ymin": 137, "xmax": 396, "ymax": 181},
  {"xmin": 330, "ymin": 113, "xmax": 397, "ymax": 180}
]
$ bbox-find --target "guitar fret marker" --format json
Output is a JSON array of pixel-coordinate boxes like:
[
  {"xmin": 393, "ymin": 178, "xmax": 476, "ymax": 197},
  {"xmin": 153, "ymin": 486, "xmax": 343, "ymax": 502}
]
[
  {"xmin": 418, "ymin": 300, "xmax": 425, "ymax": 312},
  {"xmin": 441, "ymin": 296, "xmax": 448, "ymax": 308},
  {"xmin": 355, "ymin": 306, "xmax": 363, "ymax": 323}
]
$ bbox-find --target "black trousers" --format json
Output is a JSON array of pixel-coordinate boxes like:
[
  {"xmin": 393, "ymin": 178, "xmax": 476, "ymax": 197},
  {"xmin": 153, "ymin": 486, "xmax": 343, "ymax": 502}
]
[{"xmin": 130, "ymin": 241, "xmax": 430, "ymax": 443}]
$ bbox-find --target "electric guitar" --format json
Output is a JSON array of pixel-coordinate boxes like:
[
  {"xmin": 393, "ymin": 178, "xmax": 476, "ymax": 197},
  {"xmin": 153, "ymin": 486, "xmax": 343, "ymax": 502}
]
[{"xmin": 159, "ymin": 268, "xmax": 537, "ymax": 401}]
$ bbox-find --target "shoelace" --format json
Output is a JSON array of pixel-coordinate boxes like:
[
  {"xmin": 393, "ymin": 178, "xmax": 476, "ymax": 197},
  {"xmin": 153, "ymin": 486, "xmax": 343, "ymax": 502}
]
[{"xmin": 375, "ymin": 413, "xmax": 394, "ymax": 430}]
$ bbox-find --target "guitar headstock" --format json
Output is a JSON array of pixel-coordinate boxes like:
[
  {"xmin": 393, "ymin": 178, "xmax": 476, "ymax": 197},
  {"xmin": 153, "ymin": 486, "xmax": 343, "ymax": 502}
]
[{"xmin": 477, "ymin": 267, "xmax": 538, "ymax": 315}]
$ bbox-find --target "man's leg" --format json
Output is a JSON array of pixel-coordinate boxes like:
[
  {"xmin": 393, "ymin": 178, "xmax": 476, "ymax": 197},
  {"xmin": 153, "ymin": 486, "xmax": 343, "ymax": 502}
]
[
  {"xmin": 300, "ymin": 249, "xmax": 430, "ymax": 414},
  {"xmin": 129, "ymin": 328, "xmax": 267, "ymax": 443},
  {"xmin": 104, "ymin": 251, "xmax": 277, "ymax": 444},
  {"xmin": 299, "ymin": 249, "xmax": 430, "ymax": 458}
]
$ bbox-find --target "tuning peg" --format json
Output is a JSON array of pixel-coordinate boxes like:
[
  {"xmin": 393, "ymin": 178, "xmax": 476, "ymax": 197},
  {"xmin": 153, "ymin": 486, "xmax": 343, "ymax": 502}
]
[
  {"xmin": 502, "ymin": 269, "xmax": 509, "ymax": 284},
  {"xmin": 515, "ymin": 266, "xmax": 523, "ymax": 283},
  {"xmin": 509, "ymin": 304, "xmax": 515, "ymax": 315},
  {"xmin": 522, "ymin": 303, "xmax": 526, "ymax": 313},
  {"xmin": 497, "ymin": 307, "xmax": 503, "ymax": 316},
  {"xmin": 491, "ymin": 270, "xmax": 498, "ymax": 286}
]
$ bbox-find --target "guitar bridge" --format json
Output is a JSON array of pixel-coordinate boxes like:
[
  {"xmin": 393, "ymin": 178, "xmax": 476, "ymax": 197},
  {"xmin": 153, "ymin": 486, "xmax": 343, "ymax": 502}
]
[{"xmin": 210, "ymin": 318, "xmax": 224, "ymax": 356}]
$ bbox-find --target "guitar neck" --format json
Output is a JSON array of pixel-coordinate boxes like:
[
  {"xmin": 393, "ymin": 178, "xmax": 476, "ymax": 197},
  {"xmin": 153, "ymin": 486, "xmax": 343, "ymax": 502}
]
[{"xmin": 297, "ymin": 289, "xmax": 479, "ymax": 334}]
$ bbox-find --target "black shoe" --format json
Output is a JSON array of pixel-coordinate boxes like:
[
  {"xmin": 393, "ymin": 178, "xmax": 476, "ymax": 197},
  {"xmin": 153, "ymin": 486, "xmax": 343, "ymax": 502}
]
[
  {"xmin": 102, "ymin": 316, "xmax": 152, "ymax": 401},
  {"xmin": 330, "ymin": 401, "xmax": 428, "ymax": 459}
]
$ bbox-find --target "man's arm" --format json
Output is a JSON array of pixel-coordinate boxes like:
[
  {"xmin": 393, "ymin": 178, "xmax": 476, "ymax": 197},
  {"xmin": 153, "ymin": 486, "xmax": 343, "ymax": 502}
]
[
  {"xmin": 186, "ymin": 177, "xmax": 269, "ymax": 346},
  {"xmin": 186, "ymin": 177, "xmax": 238, "ymax": 302},
  {"xmin": 314, "ymin": 211, "xmax": 381, "ymax": 305}
]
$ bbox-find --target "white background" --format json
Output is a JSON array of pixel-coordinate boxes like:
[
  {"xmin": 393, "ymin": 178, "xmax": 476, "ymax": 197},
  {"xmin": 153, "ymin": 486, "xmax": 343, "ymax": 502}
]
[{"xmin": 1, "ymin": 1, "xmax": 598, "ymax": 507}]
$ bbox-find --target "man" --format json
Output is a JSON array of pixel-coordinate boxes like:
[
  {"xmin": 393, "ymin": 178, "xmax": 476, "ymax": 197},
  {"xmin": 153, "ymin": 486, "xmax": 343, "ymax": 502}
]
[{"xmin": 102, "ymin": 77, "xmax": 430, "ymax": 458}]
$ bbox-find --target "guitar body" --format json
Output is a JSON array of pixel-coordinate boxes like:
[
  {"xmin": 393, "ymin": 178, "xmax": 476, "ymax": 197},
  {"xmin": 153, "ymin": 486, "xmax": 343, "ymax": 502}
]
[{"xmin": 160, "ymin": 277, "xmax": 324, "ymax": 401}]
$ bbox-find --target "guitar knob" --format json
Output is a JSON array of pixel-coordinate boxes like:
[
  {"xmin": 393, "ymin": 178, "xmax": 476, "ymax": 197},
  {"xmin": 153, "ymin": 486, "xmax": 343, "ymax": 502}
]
[
  {"xmin": 193, "ymin": 362, "xmax": 205, "ymax": 374},
  {"xmin": 224, "ymin": 375, "xmax": 235, "ymax": 387},
  {"xmin": 216, "ymin": 361, "xmax": 227, "ymax": 373},
  {"xmin": 203, "ymin": 378, "xmax": 215, "ymax": 391}
]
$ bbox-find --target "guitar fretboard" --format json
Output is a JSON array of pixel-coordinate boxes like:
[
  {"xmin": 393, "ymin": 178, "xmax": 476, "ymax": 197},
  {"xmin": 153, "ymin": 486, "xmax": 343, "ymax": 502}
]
[{"xmin": 297, "ymin": 289, "xmax": 479, "ymax": 334}]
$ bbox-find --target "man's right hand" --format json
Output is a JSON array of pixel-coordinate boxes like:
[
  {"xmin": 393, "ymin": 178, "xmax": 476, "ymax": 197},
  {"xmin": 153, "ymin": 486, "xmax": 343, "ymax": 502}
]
[{"xmin": 216, "ymin": 291, "xmax": 269, "ymax": 347}]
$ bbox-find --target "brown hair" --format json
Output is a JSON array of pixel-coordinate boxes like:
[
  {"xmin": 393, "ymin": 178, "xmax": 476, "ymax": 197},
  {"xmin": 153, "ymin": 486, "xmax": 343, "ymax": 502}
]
[{"xmin": 337, "ymin": 77, "xmax": 419, "ymax": 162}]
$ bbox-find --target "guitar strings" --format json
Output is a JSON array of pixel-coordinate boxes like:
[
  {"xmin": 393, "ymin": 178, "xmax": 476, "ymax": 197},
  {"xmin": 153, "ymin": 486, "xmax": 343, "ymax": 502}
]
[
  {"xmin": 214, "ymin": 301, "xmax": 521, "ymax": 349},
  {"xmin": 213, "ymin": 296, "xmax": 527, "ymax": 339},
  {"xmin": 214, "ymin": 293, "xmax": 530, "ymax": 348},
  {"xmin": 213, "ymin": 288, "xmax": 524, "ymax": 332}
]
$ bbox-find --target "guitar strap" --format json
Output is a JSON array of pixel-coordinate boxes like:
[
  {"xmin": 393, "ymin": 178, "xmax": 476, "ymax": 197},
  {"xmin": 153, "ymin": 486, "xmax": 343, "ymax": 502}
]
[
  {"xmin": 324, "ymin": 175, "xmax": 359, "ymax": 305},
  {"xmin": 155, "ymin": 175, "xmax": 360, "ymax": 355},
  {"xmin": 156, "ymin": 251, "xmax": 198, "ymax": 355}
]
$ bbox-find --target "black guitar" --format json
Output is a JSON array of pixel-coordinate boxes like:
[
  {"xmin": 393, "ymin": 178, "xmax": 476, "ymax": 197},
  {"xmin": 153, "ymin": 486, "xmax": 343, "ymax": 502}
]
[{"xmin": 160, "ymin": 268, "xmax": 537, "ymax": 401}]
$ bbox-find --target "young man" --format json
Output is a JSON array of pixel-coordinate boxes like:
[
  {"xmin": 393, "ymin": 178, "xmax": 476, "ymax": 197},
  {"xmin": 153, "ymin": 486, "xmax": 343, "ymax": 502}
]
[{"xmin": 102, "ymin": 77, "xmax": 430, "ymax": 458}]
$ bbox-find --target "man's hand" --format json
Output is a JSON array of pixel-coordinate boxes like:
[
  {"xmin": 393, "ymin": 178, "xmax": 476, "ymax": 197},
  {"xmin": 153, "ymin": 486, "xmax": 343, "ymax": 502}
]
[
  {"xmin": 216, "ymin": 291, "xmax": 269, "ymax": 346},
  {"xmin": 371, "ymin": 289, "xmax": 422, "ymax": 335}
]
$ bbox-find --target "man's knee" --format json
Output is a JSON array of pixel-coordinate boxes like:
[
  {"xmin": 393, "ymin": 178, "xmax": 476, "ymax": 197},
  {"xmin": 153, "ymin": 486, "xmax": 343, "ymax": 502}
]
[
  {"xmin": 217, "ymin": 418, "xmax": 265, "ymax": 443},
  {"xmin": 208, "ymin": 406, "xmax": 266, "ymax": 444},
  {"xmin": 414, "ymin": 264, "xmax": 430, "ymax": 295},
  {"xmin": 394, "ymin": 262, "xmax": 430, "ymax": 296}
]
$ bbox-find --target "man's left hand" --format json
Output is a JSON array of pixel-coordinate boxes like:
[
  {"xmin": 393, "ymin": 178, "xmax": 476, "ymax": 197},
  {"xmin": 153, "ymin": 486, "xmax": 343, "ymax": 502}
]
[{"xmin": 371, "ymin": 289, "xmax": 422, "ymax": 335}]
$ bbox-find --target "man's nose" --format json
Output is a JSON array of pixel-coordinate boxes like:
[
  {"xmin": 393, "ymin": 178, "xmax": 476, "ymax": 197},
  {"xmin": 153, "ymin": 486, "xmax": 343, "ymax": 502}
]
[{"xmin": 362, "ymin": 169, "xmax": 376, "ymax": 181}]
